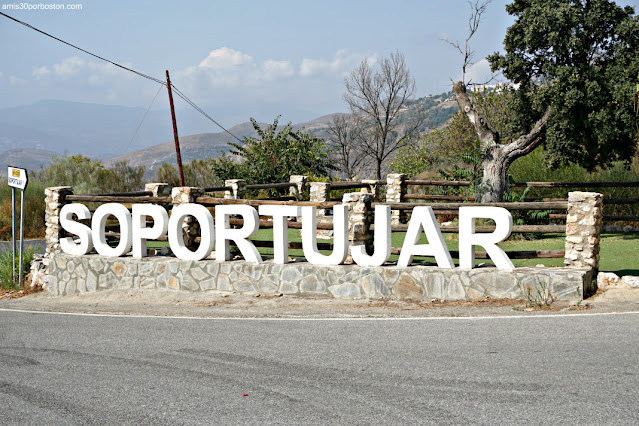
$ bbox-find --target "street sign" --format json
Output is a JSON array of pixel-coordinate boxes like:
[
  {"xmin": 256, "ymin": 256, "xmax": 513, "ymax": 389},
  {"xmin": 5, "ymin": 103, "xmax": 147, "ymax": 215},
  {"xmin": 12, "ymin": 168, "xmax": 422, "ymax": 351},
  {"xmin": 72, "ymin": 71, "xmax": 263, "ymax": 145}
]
[
  {"xmin": 7, "ymin": 166, "xmax": 28, "ymax": 190},
  {"xmin": 7, "ymin": 166, "xmax": 28, "ymax": 285}
]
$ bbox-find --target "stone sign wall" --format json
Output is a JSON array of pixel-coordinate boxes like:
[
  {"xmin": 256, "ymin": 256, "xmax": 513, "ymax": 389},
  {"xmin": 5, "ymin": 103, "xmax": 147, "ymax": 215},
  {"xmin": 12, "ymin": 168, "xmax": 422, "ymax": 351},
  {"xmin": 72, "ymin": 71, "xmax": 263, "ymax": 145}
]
[
  {"xmin": 42, "ymin": 182, "xmax": 604, "ymax": 303},
  {"xmin": 47, "ymin": 253, "xmax": 592, "ymax": 304}
]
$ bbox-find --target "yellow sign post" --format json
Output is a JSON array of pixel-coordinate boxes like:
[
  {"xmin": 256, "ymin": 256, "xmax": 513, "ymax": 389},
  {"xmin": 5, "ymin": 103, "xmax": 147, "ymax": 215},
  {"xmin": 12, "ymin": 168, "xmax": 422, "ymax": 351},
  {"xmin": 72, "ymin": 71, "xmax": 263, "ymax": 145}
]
[{"xmin": 7, "ymin": 166, "xmax": 28, "ymax": 285}]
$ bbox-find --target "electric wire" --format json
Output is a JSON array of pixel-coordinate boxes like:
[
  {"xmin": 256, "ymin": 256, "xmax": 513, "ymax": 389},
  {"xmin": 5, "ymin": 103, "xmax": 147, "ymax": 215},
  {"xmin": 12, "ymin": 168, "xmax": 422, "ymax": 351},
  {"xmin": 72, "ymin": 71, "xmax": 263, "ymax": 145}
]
[
  {"xmin": 0, "ymin": 11, "xmax": 165, "ymax": 86},
  {"xmin": 170, "ymin": 85, "xmax": 243, "ymax": 143},
  {"xmin": 123, "ymin": 85, "xmax": 164, "ymax": 153},
  {"xmin": 0, "ymin": 11, "xmax": 244, "ymax": 142}
]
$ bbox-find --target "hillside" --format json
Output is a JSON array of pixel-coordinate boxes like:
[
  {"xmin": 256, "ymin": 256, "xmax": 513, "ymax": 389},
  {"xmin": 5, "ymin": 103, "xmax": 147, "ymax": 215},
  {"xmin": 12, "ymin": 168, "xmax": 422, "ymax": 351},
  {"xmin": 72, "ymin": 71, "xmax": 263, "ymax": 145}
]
[
  {"xmin": 104, "ymin": 133, "xmax": 238, "ymax": 173},
  {"xmin": 2, "ymin": 94, "xmax": 458, "ymax": 176},
  {"xmin": 0, "ymin": 148, "xmax": 57, "ymax": 178}
]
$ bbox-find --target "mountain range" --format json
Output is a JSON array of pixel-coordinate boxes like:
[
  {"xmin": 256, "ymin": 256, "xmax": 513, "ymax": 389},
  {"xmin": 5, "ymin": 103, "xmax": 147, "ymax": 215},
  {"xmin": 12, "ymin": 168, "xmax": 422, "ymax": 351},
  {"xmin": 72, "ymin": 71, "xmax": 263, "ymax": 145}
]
[{"xmin": 1, "ymin": 95, "xmax": 457, "ymax": 178}]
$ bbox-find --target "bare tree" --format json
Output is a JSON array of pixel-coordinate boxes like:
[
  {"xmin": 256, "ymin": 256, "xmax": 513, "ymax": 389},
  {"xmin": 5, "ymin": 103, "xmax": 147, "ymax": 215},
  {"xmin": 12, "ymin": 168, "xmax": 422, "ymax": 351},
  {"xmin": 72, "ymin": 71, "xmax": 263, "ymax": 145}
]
[
  {"xmin": 442, "ymin": 0, "xmax": 493, "ymax": 85},
  {"xmin": 344, "ymin": 51, "xmax": 425, "ymax": 179},
  {"xmin": 326, "ymin": 114, "xmax": 366, "ymax": 180},
  {"xmin": 448, "ymin": 0, "xmax": 551, "ymax": 202}
]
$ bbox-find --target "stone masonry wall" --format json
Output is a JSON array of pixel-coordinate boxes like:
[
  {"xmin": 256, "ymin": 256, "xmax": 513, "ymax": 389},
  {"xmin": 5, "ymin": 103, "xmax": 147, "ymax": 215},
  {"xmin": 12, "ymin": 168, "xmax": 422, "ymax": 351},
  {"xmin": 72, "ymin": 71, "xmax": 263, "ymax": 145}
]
[
  {"xmin": 44, "ymin": 186, "xmax": 73, "ymax": 264},
  {"xmin": 386, "ymin": 173, "xmax": 406, "ymax": 224},
  {"xmin": 48, "ymin": 253, "xmax": 591, "ymax": 304},
  {"xmin": 564, "ymin": 191, "xmax": 603, "ymax": 270}
]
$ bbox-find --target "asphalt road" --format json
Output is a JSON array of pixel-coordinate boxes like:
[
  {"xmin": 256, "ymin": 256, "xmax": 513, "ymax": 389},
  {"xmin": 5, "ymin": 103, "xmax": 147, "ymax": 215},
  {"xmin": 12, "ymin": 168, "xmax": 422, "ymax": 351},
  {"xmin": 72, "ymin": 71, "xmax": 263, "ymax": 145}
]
[{"xmin": 1, "ymin": 309, "xmax": 638, "ymax": 425}]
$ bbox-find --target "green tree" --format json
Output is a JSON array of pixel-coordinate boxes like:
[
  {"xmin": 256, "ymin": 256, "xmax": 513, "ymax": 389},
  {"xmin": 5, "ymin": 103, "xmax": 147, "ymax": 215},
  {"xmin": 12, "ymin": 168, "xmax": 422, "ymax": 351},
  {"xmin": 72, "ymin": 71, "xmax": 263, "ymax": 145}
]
[
  {"xmin": 209, "ymin": 153, "xmax": 242, "ymax": 184},
  {"xmin": 37, "ymin": 155, "xmax": 107, "ymax": 194},
  {"xmin": 453, "ymin": 0, "xmax": 639, "ymax": 202},
  {"xmin": 154, "ymin": 157, "xmax": 238, "ymax": 188},
  {"xmin": 228, "ymin": 116, "xmax": 335, "ymax": 184},
  {"xmin": 391, "ymin": 87, "xmax": 513, "ymax": 180},
  {"xmin": 102, "ymin": 160, "xmax": 145, "ymax": 193},
  {"xmin": 155, "ymin": 162, "xmax": 181, "ymax": 188},
  {"xmin": 38, "ymin": 155, "xmax": 144, "ymax": 194}
]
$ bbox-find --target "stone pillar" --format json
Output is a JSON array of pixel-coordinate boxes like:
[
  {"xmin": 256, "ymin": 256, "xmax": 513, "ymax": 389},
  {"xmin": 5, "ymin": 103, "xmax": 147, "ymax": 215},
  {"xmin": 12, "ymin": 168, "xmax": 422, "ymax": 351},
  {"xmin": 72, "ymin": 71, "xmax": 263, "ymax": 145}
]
[
  {"xmin": 44, "ymin": 186, "xmax": 73, "ymax": 263},
  {"xmin": 386, "ymin": 173, "xmax": 406, "ymax": 225},
  {"xmin": 361, "ymin": 179, "xmax": 379, "ymax": 200},
  {"xmin": 144, "ymin": 183, "xmax": 171, "ymax": 197},
  {"xmin": 309, "ymin": 182, "xmax": 332, "ymax": 239},
  {"xmin": 342, "ymin": 192, "xmax": 374, "ymax": 264},
  {"xmin": 564, "ymin": 191, "xmax": 603, "ymax": 272},
  {"xmin": 309, "ymin": 182, "xmax": 330, "ymax": 215},
  {"xmin": 171, "ymin": 187, "xmax": 204, "ymax": 250},
  {"xmin": 224, "ymin": 179, "xmax": 246, "ymax": 199},
  {"xmin": 289, "ymin": 175, "xmax": 308, "ymax": 200}
]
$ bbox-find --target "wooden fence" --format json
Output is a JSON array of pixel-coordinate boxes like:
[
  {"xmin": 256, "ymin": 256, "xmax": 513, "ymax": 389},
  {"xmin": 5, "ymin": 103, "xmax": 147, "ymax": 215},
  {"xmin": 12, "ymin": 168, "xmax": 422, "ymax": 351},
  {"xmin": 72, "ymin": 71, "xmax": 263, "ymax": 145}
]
[
  {"xmin": 55, "ymin": 177, "xmax": 592, "ymax": 264},
  {"xmin": 49, "ymin": 174, "xmax": 637, "ymax": 271}
]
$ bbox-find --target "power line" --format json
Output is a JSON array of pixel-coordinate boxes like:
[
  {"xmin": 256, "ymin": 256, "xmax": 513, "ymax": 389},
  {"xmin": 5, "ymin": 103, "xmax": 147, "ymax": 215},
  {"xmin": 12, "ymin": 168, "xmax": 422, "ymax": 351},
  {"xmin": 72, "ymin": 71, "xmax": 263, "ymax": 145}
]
[
  {"xmin": 0, "ymin": 11, "xmax": 244, "ymax": 143},
  {"xmin": 123, "ymin": 85, "xmax": 164, "ymax": 153},
  {"xmin": 170, "ymin": 85, "xmax": 243, "ymax": 143},
  {"xmin": 0, "ymin": 11, "xmax": 165, "ymax": 85}
]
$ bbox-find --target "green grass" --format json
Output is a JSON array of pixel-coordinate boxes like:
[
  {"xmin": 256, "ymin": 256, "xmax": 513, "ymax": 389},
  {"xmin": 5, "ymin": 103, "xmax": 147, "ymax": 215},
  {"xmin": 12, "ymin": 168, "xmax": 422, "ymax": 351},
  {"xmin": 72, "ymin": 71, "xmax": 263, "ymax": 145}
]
[
  {"xmin": 148, "ymin": 229, "xmax": 639, "ymax": 276},
  {"xmin": 0, "ymin": 247, "xmax": 36, "ymax": 290}
]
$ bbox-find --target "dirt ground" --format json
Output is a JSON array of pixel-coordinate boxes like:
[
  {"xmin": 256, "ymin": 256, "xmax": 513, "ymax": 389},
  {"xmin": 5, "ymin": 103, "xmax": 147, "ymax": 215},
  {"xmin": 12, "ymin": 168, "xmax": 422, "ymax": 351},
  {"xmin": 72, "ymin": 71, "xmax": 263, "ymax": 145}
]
[{"xmin": 1, "ymin": 286, "xmax": 639, "ymax": 318}]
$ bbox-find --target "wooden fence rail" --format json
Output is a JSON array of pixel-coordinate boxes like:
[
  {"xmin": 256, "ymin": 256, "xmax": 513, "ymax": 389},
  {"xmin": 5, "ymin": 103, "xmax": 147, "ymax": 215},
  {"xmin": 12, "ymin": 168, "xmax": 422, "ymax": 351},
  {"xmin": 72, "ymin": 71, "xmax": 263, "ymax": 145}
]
[
  {"xmin": 375, "ymin": 224, "xmax": 565, "ymax": 234},
  {"xmin": 65, "ymin": 195, "xmax": 171, "ymax": 203},
  {"xmin": 403, "ymin": 194, "xmax": 476, "ymax": 201},
  {"xmin": 101, "ymin": 230, "xmax": 565, "ymax": 261},
  {"xmin": 245, "ymin": 182, "xmax": 295, "ymax": 191},
  {"xmin": 510, "ymin": 181, "xmax": 639, "ymax": 188},
  {"xmin": 405, "ymin": 179, "xmax": 472, "ymax": 186},
  {"xmin": 94, "ymin": 191, "xmax": 154, "ymax": 197},
  {"xmin": 328, "ymin": 181, "xmax": 370, "ymax": 190},
  {"xmin": 194, "ymin": 196, "xmax": 340, "ymax": 209},
  {"xmin": 380, "ymin": 201, "xmax": 569, "ymax": 210},
  {"xmin": 203, "ymin": 186, "xmax": 230, "ymax": 192}
]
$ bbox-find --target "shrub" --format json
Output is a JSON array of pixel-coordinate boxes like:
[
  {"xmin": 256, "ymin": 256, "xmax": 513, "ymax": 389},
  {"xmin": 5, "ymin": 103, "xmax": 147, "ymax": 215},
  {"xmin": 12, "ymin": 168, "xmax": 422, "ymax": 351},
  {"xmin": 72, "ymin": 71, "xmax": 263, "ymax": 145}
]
[
  {"xmin": 0, "ymin": 179, "xmax": 46, "ymax": 240},
  {"xmin": 0, "ymin": 247, "xmax": 35, "ymax": 290}
]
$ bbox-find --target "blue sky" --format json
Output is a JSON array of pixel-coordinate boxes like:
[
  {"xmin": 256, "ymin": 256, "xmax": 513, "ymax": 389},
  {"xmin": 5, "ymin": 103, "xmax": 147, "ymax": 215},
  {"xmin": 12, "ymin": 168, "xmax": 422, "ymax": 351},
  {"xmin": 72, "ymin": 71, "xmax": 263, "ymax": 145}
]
[{"xmin": 1, "ymin": 0, "xmax": 637, "ymax": 125}]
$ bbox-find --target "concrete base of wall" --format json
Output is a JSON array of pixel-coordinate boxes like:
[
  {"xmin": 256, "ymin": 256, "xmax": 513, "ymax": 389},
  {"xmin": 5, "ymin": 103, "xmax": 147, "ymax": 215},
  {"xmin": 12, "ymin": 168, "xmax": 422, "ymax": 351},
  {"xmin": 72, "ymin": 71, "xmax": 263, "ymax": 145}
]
[{"xmin": 47, "ymin": 254, "xmax": 593, "ymax": 304}]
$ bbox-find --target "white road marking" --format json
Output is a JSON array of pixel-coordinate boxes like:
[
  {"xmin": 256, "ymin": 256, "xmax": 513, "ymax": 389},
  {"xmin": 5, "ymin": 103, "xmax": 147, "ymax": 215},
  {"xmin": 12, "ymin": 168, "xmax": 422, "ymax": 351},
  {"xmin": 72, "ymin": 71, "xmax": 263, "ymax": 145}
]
[{"xmin": 1, "ymin": 307, "xmax": 639, "ymax": 321}]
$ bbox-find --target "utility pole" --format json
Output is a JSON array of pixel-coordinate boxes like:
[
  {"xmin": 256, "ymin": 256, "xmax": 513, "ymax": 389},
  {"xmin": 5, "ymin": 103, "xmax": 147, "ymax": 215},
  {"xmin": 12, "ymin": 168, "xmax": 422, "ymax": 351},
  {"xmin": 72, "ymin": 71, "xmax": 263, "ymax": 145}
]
[{"xmin": 166, "ymin": 70, "xmax": 185, "ymax": 187}]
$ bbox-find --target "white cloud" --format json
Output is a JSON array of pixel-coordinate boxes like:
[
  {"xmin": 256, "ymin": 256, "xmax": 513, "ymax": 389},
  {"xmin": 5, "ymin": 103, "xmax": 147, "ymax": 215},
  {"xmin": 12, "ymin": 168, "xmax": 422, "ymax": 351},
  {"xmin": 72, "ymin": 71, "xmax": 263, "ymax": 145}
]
[
  {"xmin": 86, "ymin": 62, "xmax": 129, "ymax": 86},
  {"xmin": 10, "ymin": 47, "xmax": 374, "ymax": 123},
  {"xmin": 9, "ymin": 76, "xmax": 26, "ymax": 86},
  {"xmin": 32, "ymin": 57, "xmax": 133, "ymax": 88},
  {"xmin": 463, "ymin": 58, "xmax": 493, "ymax": 85},
  {"xmin": 32, "ymin": 66, "xmax": 50, "ymax": 80},
  {"xmin": 178, "ymin": 47, "xmax": 372, "ymax": 94},
  {"xmin": 18, "ymin": 56, "xmax": 149, "ymax": 105},
  {"xmin": 199, "ymin": 47, "xmax": 253, "ymax": 69},
  {"xmin": 52, "ymin": 56, "xmax": 85, "ymax": 78},
  {"xmin": 0, "ymin": 71, "xmax": 3, "ymax": 80},
  {"xmin": 300, "ymin": 49, "xmax": 371, "ymax": 77},
  {"xmin": 261, "ymin": 60, "xmax": 295, "ymax": 80},
  {"xmin": 170, "ymin": 47, "xmax": 374, "ymax": 122},
  {"xmin": 178, "ymin": 47, "xmax": 295, "ymax": 90}
]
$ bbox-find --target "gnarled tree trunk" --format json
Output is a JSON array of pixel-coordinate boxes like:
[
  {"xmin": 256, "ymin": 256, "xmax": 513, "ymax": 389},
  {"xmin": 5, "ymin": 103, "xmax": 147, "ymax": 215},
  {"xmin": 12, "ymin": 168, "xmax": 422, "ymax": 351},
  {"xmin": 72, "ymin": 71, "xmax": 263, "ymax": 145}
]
[
  {"xmin": 477, "ymin": 145, "xmax": 511, "ymax": 203},
  {"xmin": 452, "ymin": 81, "xmax": 551, "ymax": 202}
]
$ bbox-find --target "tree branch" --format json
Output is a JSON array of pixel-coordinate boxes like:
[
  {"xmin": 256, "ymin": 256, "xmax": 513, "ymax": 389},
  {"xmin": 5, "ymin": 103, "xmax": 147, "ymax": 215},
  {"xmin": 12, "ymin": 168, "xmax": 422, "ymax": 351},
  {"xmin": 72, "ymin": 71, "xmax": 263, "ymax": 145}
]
[
  {"xmin": 504, "ymin": 105, "xmax": 552, "ymax": 162},
  {"xmin": 452, "ymin": 80, "xmax": 498, "ymax": 148}
]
